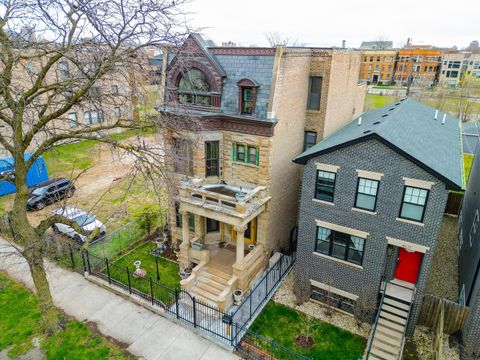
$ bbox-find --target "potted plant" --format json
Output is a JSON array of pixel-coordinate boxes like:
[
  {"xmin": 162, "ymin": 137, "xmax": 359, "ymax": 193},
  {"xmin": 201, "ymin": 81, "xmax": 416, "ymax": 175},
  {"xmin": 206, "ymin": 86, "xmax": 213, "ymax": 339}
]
[
  {"xmin": 248, "ymin": 244, "xmax": 255, "ymax": 251},
  {"xmin": 233, "ymin": 289, "xmax": 243, "ymax": 305}
]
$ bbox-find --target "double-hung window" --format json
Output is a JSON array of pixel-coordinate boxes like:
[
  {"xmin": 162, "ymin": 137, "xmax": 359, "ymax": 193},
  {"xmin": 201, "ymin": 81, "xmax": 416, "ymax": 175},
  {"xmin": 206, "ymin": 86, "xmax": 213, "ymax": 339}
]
[
  {"xmin": 68, "ymin": 112, "xmax": 78, "ymax": 128},
  {"xmin": 315, "ymin": 226, "xmax": 365, "ymax": 265},
  {"xmin": 205, "ymin": 141, "xmax": 219, "ymax": 177},
  {"xmin": 188, "ymin": 213, "xmax": 195, "ymax": 232},
  {"xmin": 304, "ymin": 131, "xmax": 317, "ymax": 151},
  {"xmin": 355, "ymin": 178, "xmax": 379, "ymax": 212},
  {"xmin": 315, "ymin": 170, "xmax": 336, "ymax": 202},
  {"xmin": 307, "ymin": 76, "xmax": 322, "ymax": 110},
  {"xmin": 399, "ymin": 186, "xmax": 429, "ymax": 222},
  {"xmin": 233, "ymin": 143, "xmax": 259, "ymax": 166}
]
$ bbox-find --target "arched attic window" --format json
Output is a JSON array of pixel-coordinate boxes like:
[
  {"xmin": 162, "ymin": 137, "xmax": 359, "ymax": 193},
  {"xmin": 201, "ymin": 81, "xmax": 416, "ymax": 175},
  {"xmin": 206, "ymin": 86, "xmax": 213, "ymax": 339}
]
[
  {"xmin": 178, "ymin": 68, "xmax": 212, "ymax": 106},
  {"xmin": 237, "ymin": 78, "xmax": 259, "ymax": 115}
]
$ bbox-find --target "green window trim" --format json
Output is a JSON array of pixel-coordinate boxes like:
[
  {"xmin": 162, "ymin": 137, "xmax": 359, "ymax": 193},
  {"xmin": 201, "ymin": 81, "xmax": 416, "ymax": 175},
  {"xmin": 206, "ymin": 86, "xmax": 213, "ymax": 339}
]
[{"xmin": 232, "ymin": 143, "xmax": 259, "ymax": 166}]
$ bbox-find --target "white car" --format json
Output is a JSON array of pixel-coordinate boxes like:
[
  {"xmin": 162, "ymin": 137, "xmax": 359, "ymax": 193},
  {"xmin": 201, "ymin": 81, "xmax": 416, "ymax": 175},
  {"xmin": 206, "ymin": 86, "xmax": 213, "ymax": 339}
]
[{"xmin": 52, "ymin": 207, "xmax": 106, "ymax": 243}]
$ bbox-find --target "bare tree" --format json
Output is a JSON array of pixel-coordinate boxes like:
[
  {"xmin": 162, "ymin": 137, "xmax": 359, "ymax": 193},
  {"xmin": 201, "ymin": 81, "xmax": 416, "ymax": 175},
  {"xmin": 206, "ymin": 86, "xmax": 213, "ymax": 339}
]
[
  {"xmin": 265, "ymin": 32, "xmax": 297, "ymax": 47},
  {"xmin": 0, "ymin": 0, "xmax": 189, "ymax": 335}
]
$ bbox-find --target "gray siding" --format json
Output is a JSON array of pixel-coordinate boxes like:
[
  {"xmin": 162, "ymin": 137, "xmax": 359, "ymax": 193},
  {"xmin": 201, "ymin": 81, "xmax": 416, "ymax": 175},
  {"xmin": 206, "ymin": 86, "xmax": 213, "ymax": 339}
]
[
  {"xmin": 215, "ymin": 55, "xmax": 274, "ymax": 119},
  {"xmin": 295, "ymin": 138, "xmax": 449, "ymax": 335}
]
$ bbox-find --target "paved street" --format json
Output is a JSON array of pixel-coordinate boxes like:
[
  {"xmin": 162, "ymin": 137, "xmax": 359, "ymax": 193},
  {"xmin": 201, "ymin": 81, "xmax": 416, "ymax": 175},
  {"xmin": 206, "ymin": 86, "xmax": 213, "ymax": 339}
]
[{"xmin": 0, "ymin": 237, "xmax": 238, "ymax": 360}]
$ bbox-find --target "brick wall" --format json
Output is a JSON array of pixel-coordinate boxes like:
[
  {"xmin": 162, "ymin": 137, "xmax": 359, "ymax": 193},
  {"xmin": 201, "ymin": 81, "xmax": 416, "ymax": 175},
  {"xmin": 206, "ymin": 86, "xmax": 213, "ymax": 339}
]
[{"xmin": 295, "ymin": 138, "xmax": 449, "ymax": 335}]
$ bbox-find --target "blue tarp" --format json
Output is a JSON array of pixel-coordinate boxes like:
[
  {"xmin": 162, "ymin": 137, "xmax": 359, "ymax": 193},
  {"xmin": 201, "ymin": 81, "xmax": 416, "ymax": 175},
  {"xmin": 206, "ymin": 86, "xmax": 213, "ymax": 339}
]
[{"xmin": 0, "ymin": 154, "xmax": 49, "ymax": 196}]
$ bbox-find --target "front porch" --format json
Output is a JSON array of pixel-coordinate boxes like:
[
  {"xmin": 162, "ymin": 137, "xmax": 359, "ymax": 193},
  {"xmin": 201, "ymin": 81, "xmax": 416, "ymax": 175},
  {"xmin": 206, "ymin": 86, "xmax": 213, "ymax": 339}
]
[{"xmin": 176, "ymin": 180, "xmax": 271, "ymax": 310}]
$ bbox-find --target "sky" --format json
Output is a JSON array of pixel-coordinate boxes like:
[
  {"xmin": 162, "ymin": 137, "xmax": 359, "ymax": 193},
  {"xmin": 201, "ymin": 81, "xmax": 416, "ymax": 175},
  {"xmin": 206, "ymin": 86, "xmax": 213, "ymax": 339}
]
[{"xmin": 186, "ymin": 0, "xmax": 478, "ymax": 49}]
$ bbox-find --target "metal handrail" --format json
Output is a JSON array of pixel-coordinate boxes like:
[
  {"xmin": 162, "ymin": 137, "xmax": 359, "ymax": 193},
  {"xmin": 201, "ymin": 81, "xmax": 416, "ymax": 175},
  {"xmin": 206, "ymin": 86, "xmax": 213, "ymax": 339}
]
[
  {"xmin": 365, "ymin": 279, "xmax": 389, "ymax": 359},
  {"xmin": 397, "ymin": 287, "xmax": 416, "ymax": 359}
]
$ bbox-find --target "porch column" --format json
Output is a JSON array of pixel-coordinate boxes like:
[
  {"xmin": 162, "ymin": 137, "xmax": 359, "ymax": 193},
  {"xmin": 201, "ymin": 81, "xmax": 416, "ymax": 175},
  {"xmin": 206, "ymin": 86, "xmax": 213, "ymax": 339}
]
[
  {"xmin": 235, "ymin": 224, "xmax": 247, "ymax": 263},
  {"xmin": 182, "ymin": 211, "xmax": 190, "ymax": 245}
]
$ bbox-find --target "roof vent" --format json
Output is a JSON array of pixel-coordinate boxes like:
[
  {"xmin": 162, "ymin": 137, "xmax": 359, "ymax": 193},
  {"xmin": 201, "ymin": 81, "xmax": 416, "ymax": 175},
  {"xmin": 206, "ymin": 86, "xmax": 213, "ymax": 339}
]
[
  {"xmin": 363, "ymin": 130, "xmax": 371, "ymax": 134},
  {"xmin": 389, "ymin": 108, "xmax": 395, "ymax": 111},
  {"xmin": 358, "ymin": 116, "xmax": 362, "ymax": 126},
  {"xmin": 373, "ymin": 121, "xmax": 381, "ymax": 125},
  {"xmin": 381, "ymin": 114, "xmax": 388, "ymax": 117},
  {"xmin": 395, "ymin": 102, "xmax": 401, "ymax": 106},
  {"xmin": 434, "ymin": 109, "xmax": 438, "ymax": 120},
  {"xmin": 400, "ymin": 98, "xmax": 405, "ymax": 101},
  {"xmin": 442, "ymin": 113, "xmax": 447, "ymax": 125}
]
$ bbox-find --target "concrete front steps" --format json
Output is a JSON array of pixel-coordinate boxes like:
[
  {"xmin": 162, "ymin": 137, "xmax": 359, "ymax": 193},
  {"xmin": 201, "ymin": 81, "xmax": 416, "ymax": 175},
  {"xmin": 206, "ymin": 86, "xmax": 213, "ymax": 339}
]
[
  {"xmin": 189, "ymin": 266, "xmax": 232, "ymax": 307},
  {"xmin": 367, "ymin": 291, "xmax": 412, "ymax": 360}
]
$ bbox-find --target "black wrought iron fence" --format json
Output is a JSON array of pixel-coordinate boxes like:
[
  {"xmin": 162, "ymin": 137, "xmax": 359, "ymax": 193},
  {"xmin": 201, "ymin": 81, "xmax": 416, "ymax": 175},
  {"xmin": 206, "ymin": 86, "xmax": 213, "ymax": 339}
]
[{"xmin": 55, "ymin": 243, "xmax": 297, "ymax": 357}]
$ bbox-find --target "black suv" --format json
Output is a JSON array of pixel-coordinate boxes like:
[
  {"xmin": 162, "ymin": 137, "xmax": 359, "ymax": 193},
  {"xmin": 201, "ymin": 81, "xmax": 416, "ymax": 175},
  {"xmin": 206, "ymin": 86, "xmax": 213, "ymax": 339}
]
[{"xmin": 27, "ymin": 178, "xmax": 76, "ymax": 211}]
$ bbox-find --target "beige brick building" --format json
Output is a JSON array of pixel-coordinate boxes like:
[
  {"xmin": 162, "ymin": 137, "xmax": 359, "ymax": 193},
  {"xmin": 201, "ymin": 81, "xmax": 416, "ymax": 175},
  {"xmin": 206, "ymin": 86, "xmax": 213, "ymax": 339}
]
[{"xmin": 158, "ymin": 34, "xmax": 365, "ymax": 310}]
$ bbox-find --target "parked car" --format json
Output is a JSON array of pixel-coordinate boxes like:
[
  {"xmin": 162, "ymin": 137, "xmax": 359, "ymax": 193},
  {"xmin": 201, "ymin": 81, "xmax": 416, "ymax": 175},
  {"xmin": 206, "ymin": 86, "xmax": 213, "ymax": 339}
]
[
  {"xmin": 52, "ymin": 207, "xmax": 106, "ymax": 243},
  {"xmin": 27, "ymin": 178, "xmax": 75, "ymax": 210}
]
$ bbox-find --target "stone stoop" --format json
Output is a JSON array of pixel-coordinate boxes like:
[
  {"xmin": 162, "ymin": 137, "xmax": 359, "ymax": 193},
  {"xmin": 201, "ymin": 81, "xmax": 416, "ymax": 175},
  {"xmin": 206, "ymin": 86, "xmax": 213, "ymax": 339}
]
[
  {"xmin": 367, "ymin": 291, "xmax": 411, "ymax": 360},
  {"xmin": 189, "ymin": 265, "xmax": 232, "ymax": 308}
]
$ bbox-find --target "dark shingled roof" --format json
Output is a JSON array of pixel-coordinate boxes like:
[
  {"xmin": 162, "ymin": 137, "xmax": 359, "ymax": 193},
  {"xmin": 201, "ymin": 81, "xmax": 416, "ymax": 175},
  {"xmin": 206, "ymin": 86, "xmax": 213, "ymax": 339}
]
[{"xmin": 293, "ymin": 98, "xmax": 464, "ymax": 190}]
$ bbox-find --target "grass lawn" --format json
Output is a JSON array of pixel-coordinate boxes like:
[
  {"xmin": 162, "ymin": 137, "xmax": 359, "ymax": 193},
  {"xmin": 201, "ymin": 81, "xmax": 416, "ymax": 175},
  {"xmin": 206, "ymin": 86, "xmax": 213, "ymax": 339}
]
[
  {"xmin": 43, "ymin": 128, "xmax": 155, "ymax": 177},
  {"xmin": 0, "ymin": 272, "xmax": 130, "ymax": 359},
  {"xmin": 108, "ymin": 242, "xmax": 180, "ymax": 302},
  {"xmin": 250, "ymin": 301, "xmax": 366, "ymax": 360},
  {"xmin": 464, "ymin": 153, "xmax": 474, "ymax": 185},
  {"xmin": 364, "ymin": 94, "xmax": 399, "ymax": 111}
]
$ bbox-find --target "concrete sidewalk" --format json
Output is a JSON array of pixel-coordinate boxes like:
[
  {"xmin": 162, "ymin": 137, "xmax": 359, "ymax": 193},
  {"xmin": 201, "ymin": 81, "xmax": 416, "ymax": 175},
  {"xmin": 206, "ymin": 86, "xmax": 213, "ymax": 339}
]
[{"xmin": 0, "ymin": 238, "xmax": 238, "ymax": 360}]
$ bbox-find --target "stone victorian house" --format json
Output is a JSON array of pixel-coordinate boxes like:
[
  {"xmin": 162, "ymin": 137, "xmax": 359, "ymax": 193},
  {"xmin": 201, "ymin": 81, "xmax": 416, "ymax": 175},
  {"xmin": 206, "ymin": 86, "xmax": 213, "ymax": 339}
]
[
  {"xmin": 293, "ymin": 99, "xmax": 463, "ymax": 359},
  {"xmin": 157, "ymin": 34, "xmax": 365, "ymax": 310}
]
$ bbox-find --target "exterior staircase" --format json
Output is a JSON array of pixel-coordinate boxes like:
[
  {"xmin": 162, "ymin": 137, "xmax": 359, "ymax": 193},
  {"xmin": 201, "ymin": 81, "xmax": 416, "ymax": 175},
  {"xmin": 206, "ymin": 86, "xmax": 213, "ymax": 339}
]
[
  {"xmin": 365, "ymin": 282, "xmax": 414, "ymax": 360},
  {"xmin": 189, "ymin": 265, "xmax": 233, "ymax": 308}
]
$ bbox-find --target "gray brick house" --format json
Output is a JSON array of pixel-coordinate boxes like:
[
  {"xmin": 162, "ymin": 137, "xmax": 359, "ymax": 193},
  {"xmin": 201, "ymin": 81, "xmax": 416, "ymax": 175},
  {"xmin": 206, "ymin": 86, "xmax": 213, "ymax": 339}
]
[
  {"xmin": 293, "ymin": 99, "xmax": 463, "ymax": 358},
  {"xmin": 458, "ymin": 144, "xmax": 480, "ymax": 357}
]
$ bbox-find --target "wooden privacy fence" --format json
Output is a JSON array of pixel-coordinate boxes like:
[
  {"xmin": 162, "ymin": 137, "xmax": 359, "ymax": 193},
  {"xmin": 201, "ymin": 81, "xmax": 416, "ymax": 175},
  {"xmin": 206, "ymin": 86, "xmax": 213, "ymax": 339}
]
[
  {"xmin": 432, "ymin": 301, "xmax": 444, "ymax": 360},
  {"xmin": 444, "ymin": 192, "xmax": 463, "ymax": 215},
  {"xmin": 418, "ymin": 294, "xmax": 468, "ymax": 335}
]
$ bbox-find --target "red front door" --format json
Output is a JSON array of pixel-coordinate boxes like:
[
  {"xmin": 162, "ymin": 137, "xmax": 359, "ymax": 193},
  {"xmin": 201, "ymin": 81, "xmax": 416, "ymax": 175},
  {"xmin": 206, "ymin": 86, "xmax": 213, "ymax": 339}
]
[{"xmin": 394, "ymin": 248, "xmax": 423, "ymax": 284}]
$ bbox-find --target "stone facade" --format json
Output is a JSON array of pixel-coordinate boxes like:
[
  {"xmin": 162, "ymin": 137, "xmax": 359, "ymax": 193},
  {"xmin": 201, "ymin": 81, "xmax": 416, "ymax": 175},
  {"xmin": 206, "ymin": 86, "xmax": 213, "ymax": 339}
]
[{"xmin": 294, "ymin": 138, "xmax": 449, "ymax": 335}]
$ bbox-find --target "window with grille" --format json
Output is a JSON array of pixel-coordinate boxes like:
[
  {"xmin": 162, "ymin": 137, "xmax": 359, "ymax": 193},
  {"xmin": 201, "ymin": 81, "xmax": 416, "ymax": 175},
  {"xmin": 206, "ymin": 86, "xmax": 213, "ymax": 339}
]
[
  {"xmin": 315, "ymin": 226, "xmax": 365, "ymax": 265},
  {"xmin": 399, "ymin": 186, "xmax": 429, "ymax": 222},
  {"xmin": 315, "ymin": 170, "xmax": 336, "ymax": 203},
  {"xmin": 355, "ymin": 178, "xmax": 379, "ymax": 212}
]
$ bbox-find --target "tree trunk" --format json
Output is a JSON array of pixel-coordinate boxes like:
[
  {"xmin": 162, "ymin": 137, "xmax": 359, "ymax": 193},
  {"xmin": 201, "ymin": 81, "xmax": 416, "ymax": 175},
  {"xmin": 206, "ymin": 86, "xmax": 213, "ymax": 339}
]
[{"xmin": 24, "ymin": 251, "xmax": 60, "ymax": 335}]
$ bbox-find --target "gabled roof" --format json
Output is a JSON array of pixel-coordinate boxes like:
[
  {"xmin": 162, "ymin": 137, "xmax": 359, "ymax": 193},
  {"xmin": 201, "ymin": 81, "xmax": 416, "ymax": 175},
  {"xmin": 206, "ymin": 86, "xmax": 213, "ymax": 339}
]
[{"xmin": 293, "ymin": 99, "xmax": 463, "ymax": 190}]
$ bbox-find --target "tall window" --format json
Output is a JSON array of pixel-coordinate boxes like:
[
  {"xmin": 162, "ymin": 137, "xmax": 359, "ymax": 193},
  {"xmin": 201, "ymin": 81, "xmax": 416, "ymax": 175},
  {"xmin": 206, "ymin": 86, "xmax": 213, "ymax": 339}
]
[
  {"xmin": 315, "ymin": 226, "xmax": 365, "ymax": 265},
  {"xmin": 205, "ymin": 141, "xmax": 219, "ymax": 177},
  {"xmin": 111, "ymin": 85, "xmax": 118, "ymax": 95},
  {"xmin": 114, "ymin": 106, "xmax": 121, "ymax": 118},
  {"xmin": 206, "ymin": 218, "xmax": 220, "ymax": 233},
  {"xmin": 59, "ymin": 61, "xmax": 69, "ymax": 79},
  {"xmin": 355, "ymin": 178, "xmax": 379, "ymax": 212},
  {"xmin": 178, "ymin": 68, "xmax": 211, "ymax": 106},
  {"xmin": 399, "ymin": 186, "xmax": 429, "ymax": 222},
  {"xmin": 233, "ymin": 144, "xmax": 258, "ymax": 166},
  {"xmin": 304, "ymin": 131, "xmax": 317, "ymax": 151},
  {"xmin": 173, "ymin": 138, "xmax": 193, "ymax": 176},
  {"xmin": 315, "ymin": 170, "xmax": 336, "ymax": 202},
  {"xmin": 68, "ymin": 112, "xmax": 78, "ymax": 128},
  {"xmin": 188, "ymin": 213, "xmax": 195, "ymax": 232},
  {"xmin": 307, "ymin": 76, "xmax": 322, "ymax": 110},
  {"xmin": 241, "ymin": 87, "xmax": 254, "ymax": 114}
]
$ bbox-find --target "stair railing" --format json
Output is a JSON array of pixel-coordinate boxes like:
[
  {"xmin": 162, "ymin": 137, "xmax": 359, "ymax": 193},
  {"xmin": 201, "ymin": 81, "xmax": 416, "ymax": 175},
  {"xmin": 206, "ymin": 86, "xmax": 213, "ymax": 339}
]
[{"xmin": 365, "ymin": 279, "xmax": 389, "ymax": 359}]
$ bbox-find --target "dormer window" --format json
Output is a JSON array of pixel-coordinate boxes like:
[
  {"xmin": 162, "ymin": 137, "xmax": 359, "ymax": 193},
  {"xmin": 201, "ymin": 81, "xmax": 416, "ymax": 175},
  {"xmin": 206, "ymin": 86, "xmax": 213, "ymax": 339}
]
[
  {"xmin": 237, "ymin": 79, "xmax": 258, "ymax": 115},
  {"xmin": 178, "ymin": 68, "xmax": 212, "ymax": 106}
]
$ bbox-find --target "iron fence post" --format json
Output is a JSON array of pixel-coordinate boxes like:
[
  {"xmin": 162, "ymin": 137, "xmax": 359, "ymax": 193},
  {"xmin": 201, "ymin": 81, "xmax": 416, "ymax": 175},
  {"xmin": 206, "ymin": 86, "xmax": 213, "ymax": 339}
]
[
  {"xmin": 126, "ymin": 267, "xmax": 131, "ymax": 294},
  {"xmin": 86, "ymin": 251, "xmax": 91, "ymax": 274},
  {"xmin": 81, "ymin": 250, "xmax": 87, "ymax": 273},
  {"xmin": 193, "ymin": 297, "xmax": 197, "ymax": 328},
  {"xmin": 155, "ymin": 256, "xmax": 160, "ymax": 281},
  {"xmin": 266, "ymin": 268, "xmax": 269, "ymax": 295},
  {"xmin": 175, "ymin": 289, "xmax": 180, "ymax": 319},
  {"xmin": 249, "ymin": 292, "xmax": 252, "ymax": 321},
  {"xmin": 68, "ymin": 245, "xmax": 75, "ymax": 271},
  {"xmin": 149, "ymin": 277, "xmax": 154, "ymax": 305},
  {"xmin": 105, "ymin": 258, "xmax": 111, "ymax": 284}
]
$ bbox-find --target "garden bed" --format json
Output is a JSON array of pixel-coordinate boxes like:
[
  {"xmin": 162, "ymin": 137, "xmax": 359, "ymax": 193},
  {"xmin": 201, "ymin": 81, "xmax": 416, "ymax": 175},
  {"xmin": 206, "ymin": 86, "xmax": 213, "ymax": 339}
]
[{"xmin": 250, "ymin": 301, "xmax": 366, "ymax": 360}]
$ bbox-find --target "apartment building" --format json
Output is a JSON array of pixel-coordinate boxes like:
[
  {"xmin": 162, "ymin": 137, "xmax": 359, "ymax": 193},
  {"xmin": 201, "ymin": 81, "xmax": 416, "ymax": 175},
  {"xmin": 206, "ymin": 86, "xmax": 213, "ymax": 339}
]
[
  {"xmin": 157, "ymin": 33, "xmax": 366, "ymax": 310},
  {"xmin": 395, "ymin": 48, "xmax": 441, "ymax": 86},
  {"xmin": 438, "ymin": 52, "xmax": 465, "ymax": 86},
  {"xmin": 359, "ymin": 50, "xmax": 397, "ymax": 84}
]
